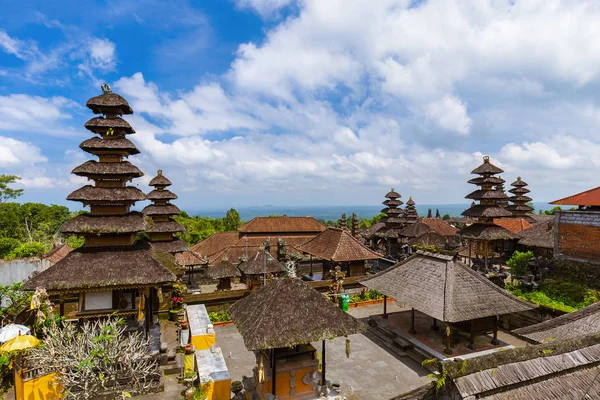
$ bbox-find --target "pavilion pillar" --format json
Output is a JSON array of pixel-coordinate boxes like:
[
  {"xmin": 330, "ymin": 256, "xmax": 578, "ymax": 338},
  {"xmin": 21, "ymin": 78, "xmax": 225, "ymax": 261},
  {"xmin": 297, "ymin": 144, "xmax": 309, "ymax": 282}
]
[
  {"xmin": 145, "ymin": 288, "xmax": 151, "ymax": 334},
  {"xmin": 431, "ymin": 318, "xmax": 438, "ymax": 331},
  {"xmin": 59, "ymin": 295, "xmax": 65, "ymax": 318},
  {"xmin": 309, "ymin": 255, "xmax": 313, "ymax": 277},
  {"xmin": 444, "ymin": 325, "xmax": 453, "ymax": 355},
  {"xmin": 409, "ymin": 308, "xmax": 416, "ymax": 334},
  {"xmin": 321, "ymin": 340, "xmax": 326, "ymax": 388},
  {"xmin": 188, "ymin": 265, "xmax": 192, "ymax": 284},
  {"xmin": 484, "ymin": 240, "xmax": 488, "ymax": 271},
  {"xmin": 491, "ymin": 317, "xmax": 500, "ymax": 345},
  {"xmin": 272, "ymin": 348, "xmax": 277, "ymax": 396},
  {"xmin": 468, "ymin": 320, "xmax": 476, "ymax": 350},
  {"xmin": 383, "ymin": 295, "xmax": 388, "ymax": 319},
  {"xmin": 468, "ymin": 239, "xmax": 472, "ymax": 267}
]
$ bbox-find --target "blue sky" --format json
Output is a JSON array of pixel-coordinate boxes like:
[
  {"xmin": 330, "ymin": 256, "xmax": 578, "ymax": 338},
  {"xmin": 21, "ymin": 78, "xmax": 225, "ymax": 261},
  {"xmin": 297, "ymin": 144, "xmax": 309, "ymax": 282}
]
[{"xmin": 2, "ymin": 0, "xmax": 600, "ymax": 212}]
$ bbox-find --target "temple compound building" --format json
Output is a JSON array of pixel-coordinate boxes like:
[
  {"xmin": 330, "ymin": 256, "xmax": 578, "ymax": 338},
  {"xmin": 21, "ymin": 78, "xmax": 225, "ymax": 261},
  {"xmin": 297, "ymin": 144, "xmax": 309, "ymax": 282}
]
[{"xmin": 23, "ymin": 86, "xmax": 176, "ymax": 333}]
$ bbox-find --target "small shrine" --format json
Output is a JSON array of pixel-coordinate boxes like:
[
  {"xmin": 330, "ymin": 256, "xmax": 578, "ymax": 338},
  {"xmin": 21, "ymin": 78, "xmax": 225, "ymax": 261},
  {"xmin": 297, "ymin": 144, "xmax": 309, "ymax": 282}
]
[
  {"xmin": 506, "ymin": 177, "xmax": 535, "ymax": 222},
  {"xmin": 207, "ymin": 257, "xmax": 241, "ymax": 290}
]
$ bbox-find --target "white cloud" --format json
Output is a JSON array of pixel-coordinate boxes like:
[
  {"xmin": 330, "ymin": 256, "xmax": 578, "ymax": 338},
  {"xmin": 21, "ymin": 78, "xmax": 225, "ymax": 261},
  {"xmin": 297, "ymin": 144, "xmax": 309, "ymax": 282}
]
[
  {"xmin": 425, "ymin": 96, "xmax": 472, "ymax": 135},
  {"xmin": 0, "ymin": 136, "xmax": 47, "ymax": 167},
  {"xmin": 234, "ymin": 0, "xmax": 294, "ymax": 18}
]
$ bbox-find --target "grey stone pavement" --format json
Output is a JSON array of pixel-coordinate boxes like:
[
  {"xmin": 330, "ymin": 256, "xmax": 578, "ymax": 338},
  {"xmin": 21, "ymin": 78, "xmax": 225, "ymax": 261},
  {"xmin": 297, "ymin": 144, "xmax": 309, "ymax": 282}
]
[{"xmin": 215, "ymin": 302, "xmax": 431, "ymax": 400}]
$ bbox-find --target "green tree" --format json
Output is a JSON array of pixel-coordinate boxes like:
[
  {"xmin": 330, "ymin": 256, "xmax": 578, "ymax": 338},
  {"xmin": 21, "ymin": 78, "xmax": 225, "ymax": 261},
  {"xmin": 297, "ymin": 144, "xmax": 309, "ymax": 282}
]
[
  {"xmin": 0, "ymin": 174, "xmax": 23, "ymax": 204},
  {"xmin": 223, "ymin": 208, "xmax": 242, "ymax": 231},
  {"xmin": 9, "ymin": 242, "xmax": 45, "ymax": 258},
  {"xmin": 544, "ymin": 206, "xmax": 563, "ymax": 215},
  {"xmin": 442, "ymin": 214, "xmax": 450, "ymax": 220},
  {"xmin": 507, "ymin": 250, "xmax": 534, "ymax": 280},
  {"xmin": 0, "ymin": 237, "xmax": 20, "ymax": 258}
]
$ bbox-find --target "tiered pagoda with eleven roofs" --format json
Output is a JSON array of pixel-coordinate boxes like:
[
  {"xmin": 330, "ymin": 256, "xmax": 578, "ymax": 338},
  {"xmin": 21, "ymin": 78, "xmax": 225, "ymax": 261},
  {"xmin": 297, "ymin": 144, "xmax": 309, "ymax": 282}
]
[
  {"xmin": 23, "ymin": 85, "xmax": 176, "ymax": 332},
  {"xmin": 506, "ymin": 177, "xmax": 535, "ymax": 222},
  {"xmin": 380, "ymin": 189, "xmax": 407, "ymax": 256}
]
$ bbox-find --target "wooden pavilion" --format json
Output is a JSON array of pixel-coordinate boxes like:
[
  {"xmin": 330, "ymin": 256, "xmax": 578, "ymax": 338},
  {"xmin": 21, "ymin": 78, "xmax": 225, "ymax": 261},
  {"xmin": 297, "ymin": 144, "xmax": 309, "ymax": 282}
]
[
  {"xmin": 238, "ymin": 249, "xmax": 285, "ymax": 289},
  {"xmin": 175, "ymin": 250, "xmax": 208, "ymax": 284},
  {"xmin": 206, "ymin": 257, "xmax": 241, "ymax": 290},
  {"xmin": 360, "ymin": 251, "xmax": 534, "ymax": 354},
  {"xmin": 517, "ymin": 220, "xmax": 554, "ymax": 258},
  {"xmin": 22, "ymin": 86, "xmax": 176, "ymax": 332},
  {"xmin": 298, "ymin": 227, "xmax": 382, "ymax": 278},
  {"xmin": 458, "ymin": 156, "xmax": 518, "ymax": 270},
  {"xmin": 228, "ymin": 278, "xmax": 365, "ymax": 399}
]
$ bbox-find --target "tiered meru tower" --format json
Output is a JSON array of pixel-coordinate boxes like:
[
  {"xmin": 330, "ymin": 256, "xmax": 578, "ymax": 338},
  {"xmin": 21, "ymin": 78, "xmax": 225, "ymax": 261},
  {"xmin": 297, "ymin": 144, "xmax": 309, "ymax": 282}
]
[
  {"xmin": 23, "ymin": 85, "xmax": 175, "ymax": 331},
  {"xmin": 381, "ymin": 189, "xmax": 407, "ymax": 256},
  {"xmin": 143, "ymin": 171, "xmax": 186, "ymax": 254},
  {"xmin": 494, "ymin": 178, "xmax": 509, "ymax": 207},
  {"xmin": 506, "ymin": 177, "xmax": 535, "ymax": 222},
  {"xmin": 404, "ymin": 197, "xmax": 418, "ymax": 224},
  {"xmin": 458, "ymin": 156, "xmax": 517, "ymax": 270}
]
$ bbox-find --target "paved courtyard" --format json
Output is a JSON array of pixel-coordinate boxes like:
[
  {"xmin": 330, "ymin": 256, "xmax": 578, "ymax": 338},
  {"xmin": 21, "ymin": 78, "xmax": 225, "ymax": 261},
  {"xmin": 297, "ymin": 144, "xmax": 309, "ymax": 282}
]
[{"xmin": 215, "ymin": 302, "xmax": 431, "ymax": 400}]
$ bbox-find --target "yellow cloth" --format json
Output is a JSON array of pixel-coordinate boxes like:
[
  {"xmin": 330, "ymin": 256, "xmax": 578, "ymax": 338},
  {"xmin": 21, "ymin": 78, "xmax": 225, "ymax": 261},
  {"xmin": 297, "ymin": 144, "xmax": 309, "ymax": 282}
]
[
  {"xmin": 137, "ymin": 294, "xmax": 145, "ymax": 322},
  {"xmin": 184, "ymin": 353, "xmax": 194, "ymax": 375},
  {"xmin": 191, "ymin": 334, "xmax": 216, "ymax": 351},
  {"xmin": 205, "ymin": 378, "xmax": 231, "ymax": 400},
  {"xmin": 0, "ymin": 335, "xmax": 40, "ymax": 353}
]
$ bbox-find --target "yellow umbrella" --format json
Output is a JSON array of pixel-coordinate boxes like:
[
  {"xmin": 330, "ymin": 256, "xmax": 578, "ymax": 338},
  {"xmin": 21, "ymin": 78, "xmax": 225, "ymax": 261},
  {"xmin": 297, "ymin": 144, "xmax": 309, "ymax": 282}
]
[{"xmin": 0, "ymin": 334, "xmax": 40, "ymax": 353}]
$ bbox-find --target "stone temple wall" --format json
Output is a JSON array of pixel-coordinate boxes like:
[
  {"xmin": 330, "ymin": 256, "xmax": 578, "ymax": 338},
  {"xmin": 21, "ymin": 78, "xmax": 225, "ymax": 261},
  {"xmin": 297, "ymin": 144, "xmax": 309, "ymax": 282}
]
[{"xmin": 555, "ymin": 210, "xmax": 600, "ymax": 264}]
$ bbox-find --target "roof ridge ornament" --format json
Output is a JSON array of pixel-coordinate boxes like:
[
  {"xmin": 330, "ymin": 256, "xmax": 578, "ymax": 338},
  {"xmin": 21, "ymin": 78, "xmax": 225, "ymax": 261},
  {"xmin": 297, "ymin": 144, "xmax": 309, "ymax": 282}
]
[
  {"xmin": 101, "ymin": 83, "xmax": 112, "ymax": 94},
  {"xmin": 483, "ymin": 155, "xmax": 490, "ymax": 163}
]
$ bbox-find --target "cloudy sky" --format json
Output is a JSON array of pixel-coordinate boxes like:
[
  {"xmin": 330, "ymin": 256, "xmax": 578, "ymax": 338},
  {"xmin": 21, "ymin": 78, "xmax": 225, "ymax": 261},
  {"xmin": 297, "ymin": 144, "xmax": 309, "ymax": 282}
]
[{"xmin": 1, "ymin": 0, "xmax": 600, "ymax": 211}]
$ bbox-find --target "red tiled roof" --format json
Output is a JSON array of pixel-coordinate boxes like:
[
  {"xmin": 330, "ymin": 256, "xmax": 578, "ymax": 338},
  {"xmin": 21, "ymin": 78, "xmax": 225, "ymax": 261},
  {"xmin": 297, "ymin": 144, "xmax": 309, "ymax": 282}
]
[
  {"xmin": 420, "ymin": 218, "xmax": 459, "ymax": 237},
  {"xmin": 493, "ymin": 218, "xmax": 533, "ymax": 233},
  {"xmin": 175, "ymin": 250, "xmax": 207, "ymax": 266},
  {"xmin": 239, "ymin": 216, "xmax": 325, "ymax": 234},
  {"xmin": 550, "ymin": 186, "xmax": 600, "ymax": 206},
  {"xmin": 190, "ymin": 232, "xmax": 239, "ymax": 257},
  {"xmin": 42, "ymin": 244, "xmax": 74, "ymax": 264},
  {"xmin": 298, "ymin": 228, "xmax": 382, "ymax": 262}
]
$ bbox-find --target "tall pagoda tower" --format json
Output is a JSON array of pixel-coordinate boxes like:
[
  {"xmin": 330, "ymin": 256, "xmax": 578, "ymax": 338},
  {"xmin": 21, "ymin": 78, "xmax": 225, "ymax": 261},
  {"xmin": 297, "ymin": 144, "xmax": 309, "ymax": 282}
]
[
  {"xmin": 506, "ymin": 177, "xmax": 535, "ymax": 222},
  {"xmin": 23, "ymin": 85, "xmax": 176, "ymax": 331},
  {"xmin": 458, "ymin": 156, "xmax": 517, "ymax": 270},
  {"xmin": 494, "ymin": 177, "xmax": 509, "ymax": 207},
  {"xmin": 143, "ymin": 170, "xmax": 186, "ymax": 254},
  {"xmin": 381, "ymin": 189, "xmax": 406, "ymax": 256},
  {"xmin": 404, "ymin": 197, "xmax": 419, "ymax": 224}
]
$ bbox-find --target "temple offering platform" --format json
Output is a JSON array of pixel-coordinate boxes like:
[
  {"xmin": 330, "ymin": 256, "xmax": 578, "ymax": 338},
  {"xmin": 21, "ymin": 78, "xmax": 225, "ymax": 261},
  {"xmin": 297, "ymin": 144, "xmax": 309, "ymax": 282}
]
[
  {"xmin": 187, "ymin": 304, "xmax": 216, "ymax": 351},
  {"xmin": 196, "ymin": 347, "xmax": 231, "ymax": 400},
  {"xmin": 368, "ymin": 310, "xmax": 522, "ymax": 363}
]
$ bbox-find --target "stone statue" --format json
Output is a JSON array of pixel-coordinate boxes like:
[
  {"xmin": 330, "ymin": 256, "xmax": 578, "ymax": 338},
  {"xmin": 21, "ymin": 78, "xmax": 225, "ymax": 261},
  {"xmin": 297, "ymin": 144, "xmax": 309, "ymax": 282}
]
[{"xmin": 101, "ymin": 83, "xmax": 112, "ymax": 93}]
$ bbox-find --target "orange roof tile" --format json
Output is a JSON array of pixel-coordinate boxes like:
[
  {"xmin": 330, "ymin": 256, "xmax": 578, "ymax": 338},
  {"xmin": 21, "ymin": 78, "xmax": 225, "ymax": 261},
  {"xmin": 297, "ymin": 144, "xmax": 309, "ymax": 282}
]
[
  {"xmin": 493, "ymin": 218, "xmax": 533, "ymax": 233},
  {"xmin": 298, "ymin": 228, "xmax": 382, "ymax": 262},
  {"xmin": 43, "ymin": 244, "xmax": 74, "ymax": 264},
  {"xmin": 190, "ymin": 232, "xmax": 239, "ymax": 257},
  {"xmin": 239, "ymin": 216, "xmax": 325, "ymax": 234},
  {"xmin": 420, "ymin": 218, "xmax": 459, "ymax": 237},
  {"xmin": 550, "ymin": 186, "xmax": 600, "ymax": 207}
]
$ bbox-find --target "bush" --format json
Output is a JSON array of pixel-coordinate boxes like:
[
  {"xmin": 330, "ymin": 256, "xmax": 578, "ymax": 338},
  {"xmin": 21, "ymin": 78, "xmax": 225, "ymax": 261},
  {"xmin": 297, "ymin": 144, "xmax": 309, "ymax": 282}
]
[
  {"xmin": 8, "ymin": 242, "xmax": 45, "ymax": 258},
  {"xmin": 208, "ymin": 310, "xmax": 231, "ymax": 323},
  {"xmin": 506, "ymin": 250, "xmax": 534, "ymax": 279},
  {"xmin": 0, "ymin": 237, "xmax": 20, "ymax": 258},
  {"xmin": 349, "ymin": 289, "xmax": 383, "ymax": 303}
]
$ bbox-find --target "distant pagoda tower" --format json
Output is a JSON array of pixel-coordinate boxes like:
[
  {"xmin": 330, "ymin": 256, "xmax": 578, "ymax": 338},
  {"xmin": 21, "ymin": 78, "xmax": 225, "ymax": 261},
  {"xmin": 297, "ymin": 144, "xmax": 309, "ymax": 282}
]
[
  {"xmin": 22, "ymin": 85, "xmax": 175, "ymax": 331},
  {"xmin": 404, "ymin": 197, "xmax": 419, "ymax": 224},
  {"xmin": 458, "ymin": 156, "xmax": 517, "ymax": 270},
  {"xmin": 338, "ymin": 213, "xmax": 347, "ymax": 230},
  {"xmin": 494, "ymin": 177, "xmax": 509, "ymax": 207},
  {"xmin": 143, "ymin": 170, "xmax": 187, "ymax": 254},
  {"xmin": 351, "ymin": 213, "xmax": 359, "ymax": 238},
  {"xmin": 506, "ymin": 177, "xmax": 535, "ymax": 221},
  {"xmin": 381, "ymin": 189, "xmax": 406, "ymax": 256}
]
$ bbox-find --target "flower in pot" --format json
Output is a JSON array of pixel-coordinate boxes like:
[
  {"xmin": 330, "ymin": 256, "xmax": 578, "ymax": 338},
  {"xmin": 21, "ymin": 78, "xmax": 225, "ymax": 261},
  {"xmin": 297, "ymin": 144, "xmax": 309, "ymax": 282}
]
[{"xmin": 231, "ymin": 381, "xmax": 243, "ymax": 394}]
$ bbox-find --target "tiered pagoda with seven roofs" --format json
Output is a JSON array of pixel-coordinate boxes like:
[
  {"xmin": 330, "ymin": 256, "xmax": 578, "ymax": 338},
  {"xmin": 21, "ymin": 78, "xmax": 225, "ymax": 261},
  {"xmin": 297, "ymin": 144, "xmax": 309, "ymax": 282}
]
[
  {"xmin": 506, "ymin": 177, "xmax": 535, "ymax": 222},
  {"xmin": 23, "ymin": 85, "xmax": 176, "ymax": 333}
]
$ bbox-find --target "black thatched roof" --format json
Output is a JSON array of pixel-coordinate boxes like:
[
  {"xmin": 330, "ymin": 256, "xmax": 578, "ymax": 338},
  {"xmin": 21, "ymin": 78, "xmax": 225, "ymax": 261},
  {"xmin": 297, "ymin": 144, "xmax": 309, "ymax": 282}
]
[
  {"xmin": 22, "ymin": 240, "xmax": 176, "ymax": 291},
  {"xmin": 467, "ymin": 176, "xmax": 505, "ymax": 185},
  {"xmin": 510, "ymin": 177, "xmax": 528, "ymax": 187},
  {"xmin": 238, "ymin": 250, "xmax": 285, "ymax": 275},
  {"xmin": 360, "ymin": 251, "xmax": 533, "ymax": 322},
  {"xmin": 142, "ymin": 204, "xmax": 181, "ymax": 216},
  {"xmin": 385, "ymin": 189, "xmax": 401, "ymax": 199},
  {"xmin": 60, "ymin": 212, "xmax": 148, "ymax": 235},
  {"xmin": 382, "ymin": 207, "xmax": 404, "ymax": 215},
  {"xmin": 398, "ymin": 222, "xmax": 430, "ymax": 238},
  {"xmin": 84, "ymin": 116, "xmax": 135, "ymax": 134},
  {"xmin": 408, "ymin": 232, "xmax": 446, "ymax": 248},
  {"xmin": 67, "ymin": 185, "xmax": 146, "ymax": 203},
  {"xmin": 458, "ymin": 223, "xmax": 518, "ymax": 240},
  {"xmin": 518, "ymin": 220, "xmax": 554, "ymax": 249},
  {"xmin": 229, "ymin": 278, "xmax": 366, "ymax": 350},
  {"xmin": 465, "ymin": 189, "xmax": 508, "ymax": 200},
  {"xmin": 80, "ymin": 137, "xmax": 140, "ymax": 155},
  {"xmin": 72, "ymin": 160, "xmax": 144, "ymax": 178},
  {"xmin": 86, "ymin": 92, "xmax": 133, "ymax": 115},
  {"xmin": 147, "ymin": 220, "xmax": 185, "ymax": 234},
  {"xmin": 471, "ymin": 156, "xmax": 503, "ymax": 175},
  {"xmin": 146, "ymin": 189, "xmax": 178, "ymax": 200},
  {"xmin": 150, "ymin": 239, "xmax": 188, "ymax": 253},
  {"xmin": 206, "ymin": 259, "xmax": 241, "ymax": 279},
  {"xmin": 148, "ymin": 170, "xmax": 172, "ymax": 187},
  {"xmin": 461, "ymin": 204, "xmax": 513, "ymax": 218},
  {"xmin": 514, "ymin": 301, "xmax": 600, "ymax": 343},
  {"xmin": 382, "ymin": 199, "xmax": 403, "ymax": 206}
]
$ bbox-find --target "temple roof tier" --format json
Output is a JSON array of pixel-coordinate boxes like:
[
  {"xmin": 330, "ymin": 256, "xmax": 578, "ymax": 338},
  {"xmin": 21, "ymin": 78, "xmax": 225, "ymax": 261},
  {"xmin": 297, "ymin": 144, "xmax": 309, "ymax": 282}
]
[
  {"xmin": 467, "ymin": 176, "xmax": 505, "ymax": 185},
  {"xmin": 461, "ymin": 204, "xmax": 513, "ymax": 218},
  {"xmin": 151, "ymin": 240, "xmax": 189, "ymax": 253},
  {"xmin": 509, "ymin": 187, "xmax": 531, "ymax": 195},
  {"xmin": 146, "ymin": 220, "xmax": 185, "ymax": 234},
  {"xmin": 470, "ymin": 156, "xmax": 504, "ymax": 175},
  {"xmin": 207, "ymin": 259, "xmax": 241, "ymax": 279},
  {"xmin": 79, "ymin": 137, "xmax": 140, "ymax": 156},
  {"xmin": 146, "ymin": 189, "xmax": 178, "ymax": 201},
  {"xmin": 510, "ymin": 177, "xmax": 528, "ymax": 187},
  {"xmin": 84, "ymin": 116, "xmax": 135, "ymax": 134},
  {"xmin": 86, "ymin": 92, "xmax": 133, "ymax": 115},
  {"xmin": 385, "ymin": 216, "xmax": 408, "ymax": 224},
  {"xmin": 508, "ymin": 195, "xmax": 533, "ymax": 202},
  {"xmin": 382, "ymin": 199, "xmax": 403, "ymax": 207},
  {"xmin": 67, "ymin": 185, "xmax": 146, "ymax": 203},
  {"xmin": 60, "ymin": 212, "xmax": 148, "ymax": 235},
  {"xmin": 465, "ymin": 189, "xmax": 509, "ymax": 200},
  {"xmin": 238, "ymin": 250, "xmax": 284, "ymax": 275},
  {"xmin": 457, "ymin": 223, "xmax": 518, "ymax": 240},
  {"xmin": 72, "ymin": 160, "xmax": 144, "ymax": 179},
  {"xmin": 506, "ymin": 204, "xmax": 535, "ymax": 212},
  {"xmin": 142, "ymin": 204, "xmax": 181, "ymax": 216},
  {"xmin": 149, "ymin": 170, "xmax": 172, "ymax": 187},
  {"xmin": 385, "ymin": 189, "xmax": 401, "ymax": 199},
  {"xmin": 381, "ymin": 207, "xmax": 404, "ymax": 215}
]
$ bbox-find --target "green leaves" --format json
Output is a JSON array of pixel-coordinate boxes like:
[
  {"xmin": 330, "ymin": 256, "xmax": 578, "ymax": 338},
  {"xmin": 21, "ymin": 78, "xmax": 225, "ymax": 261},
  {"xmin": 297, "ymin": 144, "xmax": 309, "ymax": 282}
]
[{"xmin": 0, "ymin": 174, "xmax": 23, "ymax": 205}]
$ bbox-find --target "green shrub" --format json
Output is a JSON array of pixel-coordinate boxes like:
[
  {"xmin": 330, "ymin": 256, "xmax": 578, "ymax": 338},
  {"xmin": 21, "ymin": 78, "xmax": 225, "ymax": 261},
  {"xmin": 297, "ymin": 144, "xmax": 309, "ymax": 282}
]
[
  {"xmin": 208, "ymin": 310, "xmax": 231, "ymax": 323},
  {"xmin": 0, "ymin": 237, "xmax": 20, "ymax": 258},
  {"xmin": 349, "ymin": 289, "xmax": 383, "ymax": 303},
  {"xmin": 506, "ymin": 250, "xmax": 534, "ymax": 279},
  {"xmin": 8, "ymin": 242, "xmax": 45, "ymax": 258}
]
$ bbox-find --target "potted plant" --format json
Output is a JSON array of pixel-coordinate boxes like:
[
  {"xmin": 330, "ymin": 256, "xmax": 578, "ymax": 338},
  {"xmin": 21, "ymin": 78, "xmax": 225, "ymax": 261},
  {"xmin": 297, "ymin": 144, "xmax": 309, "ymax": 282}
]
[{"xmin": 231, "ymin": 381, "xmax": 243, "ymax": 394}]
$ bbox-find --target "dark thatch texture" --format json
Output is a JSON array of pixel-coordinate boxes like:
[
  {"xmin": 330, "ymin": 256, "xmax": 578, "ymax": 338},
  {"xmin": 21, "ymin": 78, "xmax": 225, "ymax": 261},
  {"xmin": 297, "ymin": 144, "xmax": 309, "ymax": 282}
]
[
  {"xmin": 385, "ymin": 189, "xmax": 401, "ymax": 199},
  {"xmin": 142, "ymin": 204, "xmax": 181, "ymax": 216},
  {"xmin": 471, "ymin": 156, "xmax": 503, "ymax": 175},
  {"xmin": 298, "ymin": 228, "xmax": 382, "ymax": 262},
  {"xmin": 382, "ymin": 199, "xmax": 403, "ymax": 206},
  {"xmin": 385, "ymin": 216, "xmax": 407, "ymax": 224},
  {"xmin": 206, "ymin": 259, "xmax": 241, "ymax": 279},
  {"xmin": 151, "ymin": 239, "xmax": 188, "ymax": 254},
  {"xmin": 67, "ymin": 185, "xmax": 146, "ymax": 203},
  {"xmin": 80, "ymin": 137, "xmax": 140, "ymax": 155},
  {"xmin": 420, "ymin": 218, "xmax": 458, "ymax": 237},
  {"xmin": 146, "ymin": 189, "xmax": 178, "ymax": 200},
  {"xmin": 467, "ymin": 176, "xmax": 505, "ymax": 185},
  {"xmin": 175, "ymin": 250, "xmax": 207, "ymax": 266},
  {"xmin": 146, "ymin": 220, "xmax": 185, "ymax": 234},
  {"xmin": 510, "ymin": 177, "xmax": 528, "ymax": 187},
  {"xmin": 148, "ymin": 171, "xmax": 172, "ymax": 187},
  {"xmin": 22, "ymin": 240, "xmax": 176, "ymax": 290},
  {"xmin": 492, "ymin": 217, "xmax": 532, "ymax": 233},
  {"xmin": 514, "ymin": 301, "xmax": 600, "ymax": 343},
  {"xmin": 84, "ymin": 116, "xmax": 135, "ymax": 134},
  {"xmin": 461, "ymin": 204, "xmax": 513, "ymax": 218},
  {"xmin": 229, "ymin": 278, "xmax": 366, "ymax": 350},
  {"xmin": 239, "ymin": 216, "xmax": 325, "ymax": 234},
  {"xmin": 60, "ymin": 212, "xmax": 148, "ymax": 234},
  {"xmin": 72, "ymin": 160, "xmax": 144, "ymax": 178},
  {"xmin": 398, "ymin": 223, "xmax": 430, "ymax": 238},
  {"xmin": 190, "ymin": 232, "xmax": 240, "ymax": 257},
  {"xmin": 518, "ymin": 220, "xmax": 554, "ymax": 249},
  {"xmin": 381, "ymin": 207, "xmax": 404, "ymax": 215},
  {"xmin": 360, "ymin": 251, "xmax": 534, "ymax": 322},
  {"xmin": 458, "ymin": 223, "xmax": 518, "ymax": 240},
  {"xmin": 408, "ymin": 232, "xmax": 446, "ymax": 248},
  {"xmin": 465, "ymin": 190, "xmax": 508, "ymax": 200},
  {"xmin": 239, "ymin": 250, "xmax": 285, "ymax": 275},
  {"xmin": 86, "ymin": 92, "xmax": 133, "ymax": 115}
]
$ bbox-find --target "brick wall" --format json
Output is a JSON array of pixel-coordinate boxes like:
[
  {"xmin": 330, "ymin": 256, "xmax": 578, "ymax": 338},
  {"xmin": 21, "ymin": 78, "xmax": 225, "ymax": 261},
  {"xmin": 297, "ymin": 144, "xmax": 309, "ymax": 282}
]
[{"xmin": 555, "ymin": 211, "xmax": 600, "ymax": 264}]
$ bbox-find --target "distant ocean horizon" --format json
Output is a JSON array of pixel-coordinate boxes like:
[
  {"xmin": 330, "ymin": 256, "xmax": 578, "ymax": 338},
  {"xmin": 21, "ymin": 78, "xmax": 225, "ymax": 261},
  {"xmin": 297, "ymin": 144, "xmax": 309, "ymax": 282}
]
[{"xmin": 188, "ymin": 202, "xmax": 560, "ymax": 222}]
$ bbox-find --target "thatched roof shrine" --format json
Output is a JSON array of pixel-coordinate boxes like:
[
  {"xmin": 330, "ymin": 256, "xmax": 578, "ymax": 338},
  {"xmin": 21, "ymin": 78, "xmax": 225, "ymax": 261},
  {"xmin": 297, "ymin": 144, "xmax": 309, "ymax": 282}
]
[
  {"xmin": 407, "ymin": 232, "xmax": 446, "ymax": 248},
  {"xmin": 420, "ymin": 218, "xmax": 458, "ymax": 237},
  {"xmin": 207, "ymin": 258, "xmax": 241, "ymax": 279},
  {"xmin": 517, "ymin": 220, "xmax": 554, "ymax": 249},
  {"xmin": 238, "ymin": 249, "xmax": 284, "ymax": 275},
  {"xmin": 72, "ymin": 160, "xmax": 143, "ymax": 179},
  {"xmin": 398, "ymin": 222, "xmax": 430, "ymax": 238},
  {"xmin": 175, "ymin": 250, "xmax": 207, "ymax": 267},
  {"xmin": 514, "ymin": 301, "xmax": 600, "ymax": 343},
  {"xmin": 298, "ymin": 227, "xmax": 381, "ymax": 262},
  {"xmin": 381, "ymin": 188, "xmax": 406, "ymax": 228},
  {"xmin": 67, "ymin": 185, "xmax": 146, "ymax": 203},
  {"xmin": 360, "ymin": 251, "xmax": 534, "ymax": 322},
  {"xmin": 229, "ymin": 278, "xmax": 365, "ymax": 350}
]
